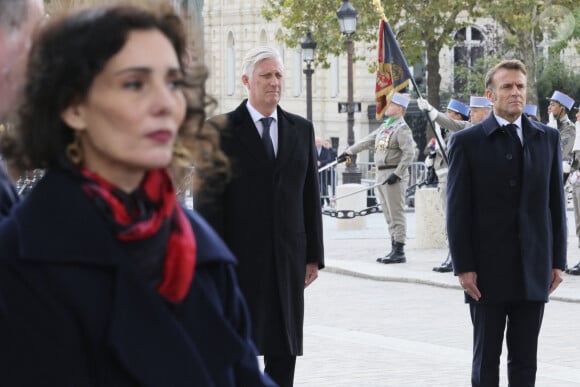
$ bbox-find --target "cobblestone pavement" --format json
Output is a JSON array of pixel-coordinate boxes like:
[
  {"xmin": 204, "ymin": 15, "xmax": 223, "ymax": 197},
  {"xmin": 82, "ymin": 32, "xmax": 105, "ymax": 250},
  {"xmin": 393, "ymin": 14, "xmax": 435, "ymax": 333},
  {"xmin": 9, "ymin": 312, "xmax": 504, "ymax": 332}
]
[{"xmin": 291, "ymin": 210, "xmax": 580, "ymax": 386}]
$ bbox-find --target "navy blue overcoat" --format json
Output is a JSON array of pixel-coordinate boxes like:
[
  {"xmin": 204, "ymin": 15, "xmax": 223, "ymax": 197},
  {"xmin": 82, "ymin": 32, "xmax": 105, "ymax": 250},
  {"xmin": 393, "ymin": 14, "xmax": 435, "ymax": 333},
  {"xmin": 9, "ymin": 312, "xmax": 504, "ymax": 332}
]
[
  {"xmin": 447, "ymin": 113, "xmax": 567, "ymax": 303},
  {"xmin": 0, "ymin": 168, "xmax": 274, "ymax": 386}
]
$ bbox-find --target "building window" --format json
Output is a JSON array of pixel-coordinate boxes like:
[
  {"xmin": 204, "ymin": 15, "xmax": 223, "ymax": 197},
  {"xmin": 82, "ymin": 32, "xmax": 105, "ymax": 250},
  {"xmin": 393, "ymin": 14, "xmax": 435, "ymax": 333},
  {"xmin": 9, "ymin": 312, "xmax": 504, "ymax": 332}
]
[
  {"xmin": 453, "ymin": 26, "xmax": 484, "ymax": 92},
  {"xmin": 259, "ymin": 30, "xmax": 268, "ymax": 46},
  {"xmin": 293, "ymin": 49, "xmax": 301, "ymax": 97},
  {"xmin": 330, "ymin": 55, "xmax": 339, "ymax": 98},
  {"xmin": 227, "ymin": 33, "xmax": 235, "ymax": 96}
]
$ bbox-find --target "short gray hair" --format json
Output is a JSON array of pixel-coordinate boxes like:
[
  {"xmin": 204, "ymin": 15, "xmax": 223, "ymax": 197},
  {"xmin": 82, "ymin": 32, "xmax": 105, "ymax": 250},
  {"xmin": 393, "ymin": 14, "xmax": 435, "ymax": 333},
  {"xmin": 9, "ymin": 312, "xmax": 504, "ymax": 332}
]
[
  {"xmin": 0, "ymin": 0, "xmax": 29, "ymax": 31},
  {"xmin": 241, "ymin": 46, "xmax": 284, "ymax": 82}
]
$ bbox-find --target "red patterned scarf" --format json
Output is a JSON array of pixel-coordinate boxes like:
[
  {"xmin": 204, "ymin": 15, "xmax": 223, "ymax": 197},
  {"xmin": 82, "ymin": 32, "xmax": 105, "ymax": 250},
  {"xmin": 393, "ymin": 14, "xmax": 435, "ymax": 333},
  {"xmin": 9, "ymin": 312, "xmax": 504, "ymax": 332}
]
[{"xmin": 80, "ymin": 168, "xmax": 196, "ymax": 303}]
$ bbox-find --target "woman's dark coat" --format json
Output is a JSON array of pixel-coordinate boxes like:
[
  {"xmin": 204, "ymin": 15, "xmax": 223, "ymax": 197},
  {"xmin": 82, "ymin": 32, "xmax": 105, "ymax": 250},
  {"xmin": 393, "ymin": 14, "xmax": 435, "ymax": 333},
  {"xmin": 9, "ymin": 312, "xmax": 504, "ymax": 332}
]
[{"xmin": 0, "ymin": 168, "xmax": 274, "ymax": 386}]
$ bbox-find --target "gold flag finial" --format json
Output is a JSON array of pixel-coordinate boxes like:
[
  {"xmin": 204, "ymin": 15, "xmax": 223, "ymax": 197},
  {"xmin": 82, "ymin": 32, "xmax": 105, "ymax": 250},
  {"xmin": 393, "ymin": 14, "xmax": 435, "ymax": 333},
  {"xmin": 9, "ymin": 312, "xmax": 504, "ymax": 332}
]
[{"xmin": 372, "ymin": 0, "xmax": 387, "ymax": 22}]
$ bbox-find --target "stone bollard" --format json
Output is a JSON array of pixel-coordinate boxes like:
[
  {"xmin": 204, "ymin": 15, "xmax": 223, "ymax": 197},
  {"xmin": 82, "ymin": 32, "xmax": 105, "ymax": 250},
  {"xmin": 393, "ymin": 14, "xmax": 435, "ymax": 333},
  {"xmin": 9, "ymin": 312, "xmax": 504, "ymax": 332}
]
[
  {"xmin": 336, "ymin": 183, "xmax": 367, "ymax": 230},
  {"xmin": 414, "ymin": 186, "xmax": 446, "ymax": 248}
]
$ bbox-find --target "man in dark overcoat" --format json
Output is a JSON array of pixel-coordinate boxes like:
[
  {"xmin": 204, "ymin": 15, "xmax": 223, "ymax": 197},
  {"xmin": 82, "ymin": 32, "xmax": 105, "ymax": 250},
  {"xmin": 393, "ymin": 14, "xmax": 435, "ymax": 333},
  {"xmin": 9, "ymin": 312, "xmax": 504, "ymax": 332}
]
[
  {"xmin": 316, "ymin": 136, "xmax": 332, "ymax": 206},
  {"xmin": 446, "ymin": 59, "xmax": 566, "ymax": 386},
  {"xmin": 196, "ymin": 46, "xmax": 324, "ymax": 387}
]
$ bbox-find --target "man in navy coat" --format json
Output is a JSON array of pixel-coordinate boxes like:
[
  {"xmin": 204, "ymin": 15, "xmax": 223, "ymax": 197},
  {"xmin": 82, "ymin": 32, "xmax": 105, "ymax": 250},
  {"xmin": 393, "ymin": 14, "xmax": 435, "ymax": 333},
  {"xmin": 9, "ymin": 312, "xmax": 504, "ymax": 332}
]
[{"xmin": 446, "ymin": 59, "xmax": 566, "ymax": 387}]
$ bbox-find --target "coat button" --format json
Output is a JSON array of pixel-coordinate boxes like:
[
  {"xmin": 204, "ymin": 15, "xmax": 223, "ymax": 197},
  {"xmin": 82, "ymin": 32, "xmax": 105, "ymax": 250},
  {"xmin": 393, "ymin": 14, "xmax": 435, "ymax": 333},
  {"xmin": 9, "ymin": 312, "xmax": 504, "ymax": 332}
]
[
  {"xmin": 506, "ymin": 153, "xmax": 513, "ymax": 160},
  {"xmin": 509, "ymin": 179, "xmax": 517, "ymax": 187}
]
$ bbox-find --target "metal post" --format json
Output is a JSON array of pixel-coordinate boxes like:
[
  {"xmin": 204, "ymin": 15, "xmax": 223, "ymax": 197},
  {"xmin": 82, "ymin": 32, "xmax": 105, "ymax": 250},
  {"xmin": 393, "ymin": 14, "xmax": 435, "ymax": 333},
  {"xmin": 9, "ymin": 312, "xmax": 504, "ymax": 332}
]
[
  {"xmin": 304, "ymin": 62, "xmax": 314, "ymax": 122},
  {"xmin": 342, "ymin": 34, "xmax": 361, "ymax": 184}
]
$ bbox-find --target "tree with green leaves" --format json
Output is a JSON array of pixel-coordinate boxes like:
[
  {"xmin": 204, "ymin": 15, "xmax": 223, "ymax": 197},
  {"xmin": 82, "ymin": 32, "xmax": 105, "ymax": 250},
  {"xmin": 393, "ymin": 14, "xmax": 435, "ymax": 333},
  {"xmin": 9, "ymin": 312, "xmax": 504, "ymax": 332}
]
[
  {"xmin": 262, "ymin": 0, "xmax": 479, "ymax": 108},
  {"xmin": 478, "ymin": 0, "xmax": 577, "ymax": 105}
]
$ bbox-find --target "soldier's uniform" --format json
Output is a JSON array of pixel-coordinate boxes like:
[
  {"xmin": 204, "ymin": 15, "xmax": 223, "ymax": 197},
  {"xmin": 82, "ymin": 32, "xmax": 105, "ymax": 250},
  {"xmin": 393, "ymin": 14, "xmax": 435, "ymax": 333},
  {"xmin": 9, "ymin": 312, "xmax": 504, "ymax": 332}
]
[
  {"xmin": 347, "ymin": 93, "xmax": 415, "ymax": 263},
  {"xmin": 547, "ymin": 90, "xmax": 576, "ymax": 163},
  {"xmin": 418, "ymin": 96, "xmax": 492, "ymax": 272},
  {"xmin": 547, "ymin": 91, "xmax": 580, "ymax": 275}
]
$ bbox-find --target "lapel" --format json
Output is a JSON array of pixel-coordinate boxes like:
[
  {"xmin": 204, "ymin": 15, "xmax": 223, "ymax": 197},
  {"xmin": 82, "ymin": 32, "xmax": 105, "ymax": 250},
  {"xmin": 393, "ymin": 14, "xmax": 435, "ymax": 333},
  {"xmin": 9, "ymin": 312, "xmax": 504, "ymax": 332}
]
[
  {"xmin": 480, "ymin": 112, "xmax": 545, "ymax": 144},
  {"xmin": 520, "ymin": 113, "xmax": 545, "ymax": 146},
  {"xmin": 14, "ymin": 168, "xmax": 243, "ymax": 386},
  {"xmin": 229, "ymin": 100, "xmax": 298, "ymax": 169},
  {"xmin": 230, "ymin": 101, "xmax": 270, "ymax": 163},
  {"xmin": 274, "ymin": 105, "xmax": 298, "ymax": 171}
]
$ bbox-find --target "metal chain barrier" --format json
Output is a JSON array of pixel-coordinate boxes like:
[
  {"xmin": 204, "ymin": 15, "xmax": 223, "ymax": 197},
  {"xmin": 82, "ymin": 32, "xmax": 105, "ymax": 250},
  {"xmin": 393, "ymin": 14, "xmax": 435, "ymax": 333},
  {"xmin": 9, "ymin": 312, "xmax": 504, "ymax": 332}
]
[{"xmin": 322, "ymin": 204, "xmax": 382, "ymax": 218}]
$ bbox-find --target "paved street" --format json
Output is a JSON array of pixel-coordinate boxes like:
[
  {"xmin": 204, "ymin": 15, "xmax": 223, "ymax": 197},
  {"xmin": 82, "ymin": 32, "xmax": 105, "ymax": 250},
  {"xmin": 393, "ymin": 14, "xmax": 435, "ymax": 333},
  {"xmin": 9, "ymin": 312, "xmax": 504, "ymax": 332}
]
[{"xmin": 292, "ymin": 209, "xmax": 580, "ymax": 386}]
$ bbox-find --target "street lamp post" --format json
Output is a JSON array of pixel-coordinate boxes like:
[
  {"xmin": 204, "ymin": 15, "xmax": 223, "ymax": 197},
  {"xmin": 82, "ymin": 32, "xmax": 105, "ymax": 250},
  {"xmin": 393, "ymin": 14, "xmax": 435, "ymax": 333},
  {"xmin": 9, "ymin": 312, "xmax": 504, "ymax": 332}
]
[
  {"xmin": 336, "ymin": 0, "xmax": 361, "ymax": 184},
  {"xmin": 301, "ymin": 31, "xmax": 317, "ymax": 122}
]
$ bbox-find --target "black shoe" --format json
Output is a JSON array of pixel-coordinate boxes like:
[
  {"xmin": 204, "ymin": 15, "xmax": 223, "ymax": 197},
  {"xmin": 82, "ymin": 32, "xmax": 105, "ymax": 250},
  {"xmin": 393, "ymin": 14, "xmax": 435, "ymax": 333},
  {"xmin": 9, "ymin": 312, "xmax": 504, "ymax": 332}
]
[
  {"xmin": 433, "ymin": 252, "xmax": 453, "ymax": 273},
  {"xmin": 433, "ymin": 261, "xmax": 453, "ymax": 273},
  {"xmin": 566, "ymin": 262, "xmax": 580, "ymax": 275},
  {"xmin": 380, "ymin": 242, "xmax": 406, "ymax": 264},
  {"xmin": 377, "ymin": 240, "xmax": 395, "ymax": 262},
  {"xmin": 564, "ymin": 262, "xmax": 580, "ymax": 275},
  {"xmin": 380, "ymin": 255, "xmax": 406, "ymax": 264}
]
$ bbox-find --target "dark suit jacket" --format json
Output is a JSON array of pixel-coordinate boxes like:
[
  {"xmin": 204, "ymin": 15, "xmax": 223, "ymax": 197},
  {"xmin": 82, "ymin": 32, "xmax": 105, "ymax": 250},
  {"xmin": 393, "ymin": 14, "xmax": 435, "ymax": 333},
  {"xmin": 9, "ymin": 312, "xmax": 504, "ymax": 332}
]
[
  {"xmin": 0, "ymin": 168, "xmax": 274, "ymax": 386},
  {"xmin": 317, "ymin": 146, "xmax": 332, "ymax": 168},
  {"xmin": 196, "ymin": 100, "xmax": 324, "ymax": 356},
  {"xmin": 447, "ymin": 113, "xmax": 566, "ymax": 303}
]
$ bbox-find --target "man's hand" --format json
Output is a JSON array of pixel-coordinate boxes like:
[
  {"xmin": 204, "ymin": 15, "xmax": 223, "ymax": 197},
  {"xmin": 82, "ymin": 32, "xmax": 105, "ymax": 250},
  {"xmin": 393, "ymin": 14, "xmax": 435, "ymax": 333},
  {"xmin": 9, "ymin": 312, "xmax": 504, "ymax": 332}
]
[
  {"xmin": 305, "ymin": 263, "xmax": 318, "ymax": 288},
  {"xmin": 385, "ymin": 173, "xmax": 401, "ymax": 185},
  {"xmin": 458, "ymin": 272, "xmax": 481, "ymax": 301},
  {"xmin": 549, "ymin": 268, "xmax": 563, "ymax": 294}
]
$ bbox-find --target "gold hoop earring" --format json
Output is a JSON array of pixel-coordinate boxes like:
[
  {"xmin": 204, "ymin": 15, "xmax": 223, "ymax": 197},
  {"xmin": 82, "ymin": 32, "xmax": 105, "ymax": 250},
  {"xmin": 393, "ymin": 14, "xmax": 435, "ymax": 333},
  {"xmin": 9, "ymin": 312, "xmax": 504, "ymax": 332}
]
[{"xmin": 65, "ymin": 133, "xmax": 83, "ymax": 165}]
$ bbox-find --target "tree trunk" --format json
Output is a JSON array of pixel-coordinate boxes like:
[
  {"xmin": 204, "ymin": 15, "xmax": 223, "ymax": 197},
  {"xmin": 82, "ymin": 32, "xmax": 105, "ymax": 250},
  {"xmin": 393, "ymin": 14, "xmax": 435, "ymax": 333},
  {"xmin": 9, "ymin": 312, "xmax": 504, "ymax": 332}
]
[
  {"xmin": 520, "ymin": 32, "xmax": 538, "ymax": 106},
  {"xmin": 426, "ymin": 43, "xmax": 442, "ymax": 110}
]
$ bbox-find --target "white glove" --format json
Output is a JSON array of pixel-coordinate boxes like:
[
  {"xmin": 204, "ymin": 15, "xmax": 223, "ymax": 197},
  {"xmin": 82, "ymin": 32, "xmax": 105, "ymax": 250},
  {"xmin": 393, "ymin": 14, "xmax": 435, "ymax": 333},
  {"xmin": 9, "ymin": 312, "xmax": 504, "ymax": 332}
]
[
  {"xmin": 417, "ymin": 97, "xmax": 433, "ymax": 112},
  {"xmin": 563, "ymin": 161, "xmax": 571, "ymax": 174},
  {"xmin": 418, "ymin": 98, "xmax": 439, "ymax": 121},
  {"xmin": 428, "ymin": 109, "xmax": 438, "ymax": 122},
  {"xmin": 547, "ymin": 112, "xmax": 558, "ymax": 128}
]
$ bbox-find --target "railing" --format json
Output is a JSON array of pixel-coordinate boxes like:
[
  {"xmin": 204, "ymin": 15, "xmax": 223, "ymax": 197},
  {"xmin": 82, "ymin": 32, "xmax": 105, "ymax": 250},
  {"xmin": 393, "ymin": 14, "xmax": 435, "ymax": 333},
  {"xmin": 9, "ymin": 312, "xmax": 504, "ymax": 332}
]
[{"xmin": 318, "ymin": 161, "xmax": 426, "ymax": 209}]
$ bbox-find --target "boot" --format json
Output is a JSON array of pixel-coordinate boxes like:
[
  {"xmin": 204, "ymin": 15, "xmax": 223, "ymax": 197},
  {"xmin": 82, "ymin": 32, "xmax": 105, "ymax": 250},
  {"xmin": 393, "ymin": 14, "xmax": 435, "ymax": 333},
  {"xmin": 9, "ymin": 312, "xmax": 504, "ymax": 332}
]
[
  {"xmin": 380, "ymin": 242, "xmax": 406, "ymax": 264},
  {"xmin": 433, "ymin": 252, "xmax": 453, "ymax": 273},
  {"xmin": 377, "ymin": 239, "xmax": 395, "ymax": 262}
]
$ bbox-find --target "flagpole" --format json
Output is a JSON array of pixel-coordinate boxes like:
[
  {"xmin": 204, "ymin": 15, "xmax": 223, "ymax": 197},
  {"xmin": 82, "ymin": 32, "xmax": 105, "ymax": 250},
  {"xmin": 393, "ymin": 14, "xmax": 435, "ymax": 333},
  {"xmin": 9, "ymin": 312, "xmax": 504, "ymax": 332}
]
[
  {"xmin": 372, "ymin": 0, "xmax": 448, "ymax": 164},
  {"xmin": 412, "ymin": 82, "xmax": 449, "ymax": 165}
]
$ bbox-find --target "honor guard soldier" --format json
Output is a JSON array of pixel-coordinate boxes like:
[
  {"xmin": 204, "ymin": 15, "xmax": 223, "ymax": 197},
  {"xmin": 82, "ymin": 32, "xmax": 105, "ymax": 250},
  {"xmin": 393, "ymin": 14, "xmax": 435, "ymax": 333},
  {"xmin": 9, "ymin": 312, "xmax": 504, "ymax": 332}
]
[
  {"xmin": 523, "ymin": 104, "xmax": 539, "ymax": 121},
  {"xmin": 339, "ymin": 93, "xmax": 416, "ymax": 264},
  {"xmin": 547, "ymin": 90, "xmax": 576, "ymax": 179},
  {"xmin": 567, "ymin": 107, "xmax": 580, "ymax": 275},
  {"xmin": 417, "ymin": 96, "xmax": 492, "ymax": 272}
]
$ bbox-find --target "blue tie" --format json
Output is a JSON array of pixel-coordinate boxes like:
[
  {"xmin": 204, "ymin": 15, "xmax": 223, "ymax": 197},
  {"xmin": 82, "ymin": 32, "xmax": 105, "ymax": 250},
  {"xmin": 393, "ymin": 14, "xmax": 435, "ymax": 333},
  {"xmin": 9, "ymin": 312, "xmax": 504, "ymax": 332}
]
[{"xmin": 260, "ymin": 117, "xmax": 275, "ymax": 160}]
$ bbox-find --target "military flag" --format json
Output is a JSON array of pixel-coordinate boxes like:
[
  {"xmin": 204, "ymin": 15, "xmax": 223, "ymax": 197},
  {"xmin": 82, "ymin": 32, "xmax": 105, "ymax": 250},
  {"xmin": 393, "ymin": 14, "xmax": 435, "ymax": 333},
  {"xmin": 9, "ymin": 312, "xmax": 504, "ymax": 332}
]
[{"xmin": 375, "ymin": 20, "xmax": 413, "ymax": 120}]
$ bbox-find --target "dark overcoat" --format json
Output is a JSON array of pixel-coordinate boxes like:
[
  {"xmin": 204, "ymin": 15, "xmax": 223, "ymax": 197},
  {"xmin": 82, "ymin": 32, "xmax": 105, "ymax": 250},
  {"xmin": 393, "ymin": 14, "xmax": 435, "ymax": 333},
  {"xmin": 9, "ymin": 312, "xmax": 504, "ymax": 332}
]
[
  {"xmin": 447, "ymin": 113, "xmax": 567, "ymax": 303},
  {"xmin": 0, "ymin": 168, "xmax": 274, "ymax": 386},
  {"xmin": 196, "ymin": 101, "xmax": 324, "ymax": 356}
]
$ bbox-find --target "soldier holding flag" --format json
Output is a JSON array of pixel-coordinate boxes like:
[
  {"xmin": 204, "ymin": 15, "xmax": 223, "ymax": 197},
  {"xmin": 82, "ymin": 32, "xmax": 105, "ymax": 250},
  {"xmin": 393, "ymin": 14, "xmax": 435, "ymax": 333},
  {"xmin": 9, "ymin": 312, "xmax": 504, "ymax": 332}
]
[{"xmin": 340, "ymin": 93, "xmax": 415, "ymax": 263}]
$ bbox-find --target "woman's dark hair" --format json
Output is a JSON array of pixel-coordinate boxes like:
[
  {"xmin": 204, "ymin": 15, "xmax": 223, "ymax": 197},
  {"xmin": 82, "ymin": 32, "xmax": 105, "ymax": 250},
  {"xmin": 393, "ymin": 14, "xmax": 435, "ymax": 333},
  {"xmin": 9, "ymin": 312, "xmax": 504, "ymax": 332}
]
[{"xmin": 3, "ymin": 2, "xmax": 229, "ymax": 199}]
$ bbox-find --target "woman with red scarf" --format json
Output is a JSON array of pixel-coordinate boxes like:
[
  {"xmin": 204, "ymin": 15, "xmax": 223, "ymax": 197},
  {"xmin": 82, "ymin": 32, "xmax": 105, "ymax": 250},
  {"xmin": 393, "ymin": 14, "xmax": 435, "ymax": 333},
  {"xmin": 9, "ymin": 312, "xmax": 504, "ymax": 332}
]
[{"xmin": 0, "ymin": 3, "xmax": 274, "ymax": 386}]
